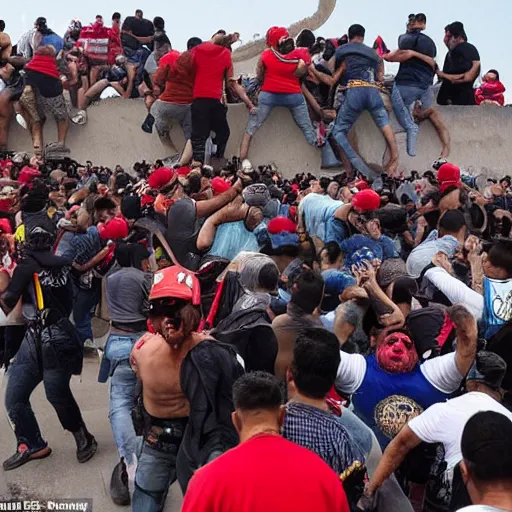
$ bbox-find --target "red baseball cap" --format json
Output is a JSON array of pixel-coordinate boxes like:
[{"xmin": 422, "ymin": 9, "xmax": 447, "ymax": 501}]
[
  {"xmin": 352, "ymin": 189, "xmax": 381, "ymax": 213},
  {"xmin": 150, "ymin": 266, "xmax": 201, "ymax": 306},
  {"xmin": 0, "ymin": 219, "xmax": 12, "ymax": 234},
  {"xmin": 267, "ymin": 216, "xmax": 297, "ymax": 234},
  {"xmin": 354, "ymin": 179, "xmax": 370, "ymax": 191},
  {"xmin": 175, "ymin": 166, "xmax": 192, "ymax": 177},
  {"xmin": 98, "ymin": 216, "xmax": 129, "ymax": 241},
  {"xmin": 211, "ymin": 177, "xmax": 231, "ymax": 196},
  {"xmin": 18, "ymin": 166, "xmax": 42, "ymax": 186},
  {"xmin": 147, "ymin": 168, "xmax": 175, "ymax": 190}
]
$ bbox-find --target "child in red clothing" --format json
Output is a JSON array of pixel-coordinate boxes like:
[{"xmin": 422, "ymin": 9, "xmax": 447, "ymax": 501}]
[{"xmin": 475, "ymin": 69, "xmax": 506, "ymax": 106}]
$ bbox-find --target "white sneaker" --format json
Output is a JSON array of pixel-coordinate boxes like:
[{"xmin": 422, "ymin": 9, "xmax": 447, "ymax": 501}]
[
  {"xmin": 83, "ymin": 338, "xmax": 96, "ymax": 350},
  {"xmin": 16, "ymin": 114, "xmax": 28, "ymax": 130},
  {"xmin": 71, "ymin": 110, "xmax": 87, "ymax": 125},
  {"xmin": 241, "ymin": 158, "xmax": 253, "ymax": 173}
]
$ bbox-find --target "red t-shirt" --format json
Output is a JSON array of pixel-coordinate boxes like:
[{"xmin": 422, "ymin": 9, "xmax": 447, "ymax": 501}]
[
  {"xmin": 192, "ymin": 42, "xmax": 233, "ymax": 100},
  {"xmin": 261, "ymin": 49, "xmax": 303, "ymax": 94},
  {"xmin": 287, "ymin": 47, "xmax": 312, "ymax": 65},
  {"xmin": 158, "ymin": 49, "xmax": 181, "ymax": 70},
  {"xmin": 181, "ymin": 434, "xmax": 350, "ymax": 512}
]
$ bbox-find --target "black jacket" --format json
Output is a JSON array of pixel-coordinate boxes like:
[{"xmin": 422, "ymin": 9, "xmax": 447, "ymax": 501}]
[
  {"xmin": 180, "ymin": 340, "xmax": 244, "ymax": 467},
  {"xmin": 212, "ymin": 308, "xmax": 278, "ymax": 374}
]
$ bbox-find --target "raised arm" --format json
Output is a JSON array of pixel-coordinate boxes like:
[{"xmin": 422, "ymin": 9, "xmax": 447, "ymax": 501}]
[
  {"xmin": 449, "ymin": 304, "xmax": 478, "ymax": 377},
  {"xmin": 355, "ymin": 261, "xmax": 405, "ymax": 329}
]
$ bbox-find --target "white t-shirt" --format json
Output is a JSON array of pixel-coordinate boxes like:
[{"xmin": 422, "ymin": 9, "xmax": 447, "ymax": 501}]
[
  {"xmin": 409, "ymin": 392, "xmax": 512, "ymax": 470},
  {"xmin": 458, "ymin": 506, "xmax": 510, "ymax": 512},
  {"xmin": 336, "ymin": 351, "xmax": 462, "ymax": 395},
  {"xmin": 424, "ymin": 267, "xmax": 484, "ymax": 320}
]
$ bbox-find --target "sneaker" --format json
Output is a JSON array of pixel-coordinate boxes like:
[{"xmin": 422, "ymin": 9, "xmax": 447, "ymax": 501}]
[
  {"xmin": 241, "ymin": 159, "xmax": 253, "ymax": 173},
  {"xmin": 45, "ymin": 141, "xmax": 70, "ymax": 152},
  {"xmin": 406, "ymin": 124, "xmax": 419, "ymax": 157},
  {"xmin": 71, "ymin": 110, "xmax": 87, "ymax": 125},
  {"xmin": 83, "ymin": 338, "xmax": 96, "ymax": 350},
  {"xmin": 16, "ymin": 114, "xmax": 28, "ymax": 130},
  {"xmin": 3, "ymin": 443, "xmax": 52, "ymax": 471},
  {"xmin": 110, "ymin": 458, "xmax": 130, "ymax": 506},
  {"xmin": 141, "ymin": 113, "xmax": 155, "ymax": 134}
]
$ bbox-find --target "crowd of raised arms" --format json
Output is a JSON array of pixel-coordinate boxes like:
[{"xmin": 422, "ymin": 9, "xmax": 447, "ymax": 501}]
[{"xmin": 0, "ymin": 8, "xmax": 510, "ymax": 512}]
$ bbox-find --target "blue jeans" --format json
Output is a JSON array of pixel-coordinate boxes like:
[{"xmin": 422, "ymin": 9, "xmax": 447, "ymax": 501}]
[
  {"xmin": 132, "ymin": 418, "xmax": 187, "ymax": 512},
  {"xmin": 5, "ymin": 331, "xmax": 83, "ymax": 449},
  {"xmin": 101, "ymin": 332, "xmax": 142, "ymax": 465},
  {"xmin": 332, "ymin": 86, "xmax": 389, "ymax": 178},
  {"xmin": 247, "ymin": 91, "xmax": 316, "ymax": 145},
  {"xmin": 72, "ymin": 278, "xmax": 101, "ymax": 344},
  {"xmin": 325, "ymin": 216, "xmax": 347, "ymax": 247},
  {"xmin": 392, "ymin": 83, "xmax": 433, "ymax": 131}
]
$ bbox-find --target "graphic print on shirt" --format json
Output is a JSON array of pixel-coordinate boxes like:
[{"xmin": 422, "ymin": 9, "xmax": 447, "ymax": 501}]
[{"xmin": 374, "ymin": 395, "xmax": 423, "ymax": 439}]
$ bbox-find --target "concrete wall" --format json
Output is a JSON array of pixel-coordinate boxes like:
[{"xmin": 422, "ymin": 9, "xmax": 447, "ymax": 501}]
[{"xmin": 6, "ymin": 98, "xmax": 511, "ymax": 178}]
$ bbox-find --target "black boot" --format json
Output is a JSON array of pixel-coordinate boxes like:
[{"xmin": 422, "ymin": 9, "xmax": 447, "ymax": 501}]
[
  {"xmin": 141, "ymin": 113, "xmax": 155, "ymax": 134},
  {"xmin": 110, "ymin": 457, "xmax": 130, "ymax": 506},
  {"xmin": 72, "ymin": 425, "xmax": 98, "ymax": 463}
]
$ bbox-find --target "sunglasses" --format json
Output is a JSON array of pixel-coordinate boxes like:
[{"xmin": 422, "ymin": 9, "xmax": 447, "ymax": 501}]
[{"xmin": 150, "ymin": 299, "xmax": 187, "ymax": 328}]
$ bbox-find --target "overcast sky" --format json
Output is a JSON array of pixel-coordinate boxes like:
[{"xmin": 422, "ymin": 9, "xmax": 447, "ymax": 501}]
[{"xmin": 3, "ymin": 0, "xmax": 510, "ymax": 101}]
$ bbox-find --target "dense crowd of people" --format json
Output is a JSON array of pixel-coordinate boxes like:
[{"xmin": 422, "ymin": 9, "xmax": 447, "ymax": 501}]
[
  {"xmin": 0, "ymin": 12, "xmax": 508, "ymax": 174},
  {"xmin": 0, "ymin": 8, "xmax": 510, "ymax": 512}
]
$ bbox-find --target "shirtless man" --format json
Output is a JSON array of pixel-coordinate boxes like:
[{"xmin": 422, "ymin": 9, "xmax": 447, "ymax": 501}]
[
  {"xmin": 0, "ymin": 21, "xmax": 12, "ymax": 61},
  {"xmin": 130, "ymin": 265, "xmax": 242, "ymax": 510}
]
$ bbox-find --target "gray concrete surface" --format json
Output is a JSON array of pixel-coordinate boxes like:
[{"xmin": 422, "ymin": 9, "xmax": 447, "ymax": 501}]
[
  {"xmin": 6, "ymin": 98, "xmax": 512, "ymax": 178},
  {"xmin": 0, "ymin": 354, "xmax": 183, "ymax": 511}
]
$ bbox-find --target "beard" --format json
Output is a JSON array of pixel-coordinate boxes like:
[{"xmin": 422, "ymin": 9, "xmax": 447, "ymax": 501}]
[{"xmin": 376, "ymin": 345, "xmax": 418, "ymax": 374}]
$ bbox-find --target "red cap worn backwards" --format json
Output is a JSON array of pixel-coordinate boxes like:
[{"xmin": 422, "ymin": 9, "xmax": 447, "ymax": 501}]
[
  {"xmin": 352, "ymin": 189, "xmax": 381, "ymax": 213},
  {"xmin": 150, "ymin": 266, "xmax": 201, "ymax": 306},
  {"xmin": 147, "ymin": 168, "xmax": 175, "ymax": 190}
]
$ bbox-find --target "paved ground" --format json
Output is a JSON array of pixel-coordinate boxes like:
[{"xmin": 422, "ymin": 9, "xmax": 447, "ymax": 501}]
[{"xmin": 0, "ymin": 353, "xmax": 183, "ymax": 511}]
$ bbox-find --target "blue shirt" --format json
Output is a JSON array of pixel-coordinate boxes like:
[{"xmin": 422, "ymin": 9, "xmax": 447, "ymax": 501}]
[
  {"xmin": 299, "ymin": 193, "xmax": 343, "ymax": 242},
  {"xmin": 208, "ymin": 221, "xmax": 260, "ymax": 261},
  {"xmin": 41, "ymin": 33, "xmax": 64, "ymax": 55},
  {"xmin": 406, "ymin": 230, "xmax": 460, "ymax": 278},
  {"xmin": 353, "ymin": 354, "xmax": 449, "ymax": 448},
  {"xmin": 335, "ymin": 42, "xmax": 381, "ymax": 83}
]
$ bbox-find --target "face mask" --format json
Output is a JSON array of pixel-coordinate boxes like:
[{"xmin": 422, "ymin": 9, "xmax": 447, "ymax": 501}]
[{"xmin": 376, "ymin": 333, "xmax": 419, "ymax": 374}]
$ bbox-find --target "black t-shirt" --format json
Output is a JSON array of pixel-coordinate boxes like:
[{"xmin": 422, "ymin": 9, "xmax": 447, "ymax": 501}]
[
  {"xmin": 4, "ymin": 251, "xmax": 74, "ymax": 322},
  {"xmin": 165, "ymin": 197, "xmax": 200, "ymax": 269},
  {"xmin": 438, "ymin": 42, "xmax": 480, "ymax": 106},
  {"xmin": 121, "ymin": 17, "xmax": 140, "ymax": 51},
  {"xmin": 121, "ymin": 16, "xmax": 154, "ymax": 51},
  {"xmin": 395, "ymin": 31, "xmax": 437, "ymax": 89}
]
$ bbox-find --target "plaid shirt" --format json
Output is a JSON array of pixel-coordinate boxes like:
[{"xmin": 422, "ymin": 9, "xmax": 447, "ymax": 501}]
[{"xmin": 283, "ymin": 402, "xmax": 364, "ymax": 477}]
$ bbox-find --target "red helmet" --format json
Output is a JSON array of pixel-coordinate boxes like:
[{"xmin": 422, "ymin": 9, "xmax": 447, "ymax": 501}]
[{"xmin": 150, "ymin": 266, "xmax": 201, "ymax": 306}]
